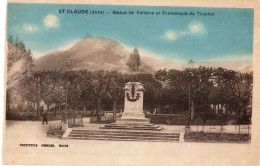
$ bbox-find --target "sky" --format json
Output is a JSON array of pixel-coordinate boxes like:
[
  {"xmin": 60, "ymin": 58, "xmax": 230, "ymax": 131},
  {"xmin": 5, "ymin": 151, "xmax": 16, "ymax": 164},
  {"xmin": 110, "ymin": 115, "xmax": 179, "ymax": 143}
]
[{"xmin": 6, "ymin": 3, "xmax": 254, "ymax": 62}]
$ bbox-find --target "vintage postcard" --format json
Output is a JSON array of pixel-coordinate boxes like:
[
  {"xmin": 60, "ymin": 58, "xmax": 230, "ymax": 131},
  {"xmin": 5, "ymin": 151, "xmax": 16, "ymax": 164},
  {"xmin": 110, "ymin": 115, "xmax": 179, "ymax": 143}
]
[{"xmin": 2, "ymin": 0, "xmax": 260, "ymax": 166}]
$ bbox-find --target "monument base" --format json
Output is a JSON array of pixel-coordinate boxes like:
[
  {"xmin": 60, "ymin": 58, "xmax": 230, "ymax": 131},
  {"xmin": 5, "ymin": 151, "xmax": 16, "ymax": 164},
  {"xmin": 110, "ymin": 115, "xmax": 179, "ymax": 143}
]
[
  {"xmin": 100, "ymin": 109, "xmax": 162, "ymax": 131},
  {"xmin": 116, "ymin": 109, "xmax": 149, "ymax": 124},
  {"xmin": 122, "ymin": 109, "xmax": 146, "ymax": 118}
]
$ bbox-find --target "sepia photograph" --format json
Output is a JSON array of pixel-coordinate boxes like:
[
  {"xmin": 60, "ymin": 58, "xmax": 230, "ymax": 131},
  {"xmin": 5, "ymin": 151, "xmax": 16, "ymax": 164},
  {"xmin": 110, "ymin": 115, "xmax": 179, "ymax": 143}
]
[{"xmin": 2, "ymin": 1, "xmax": 260, "ymax": 166}]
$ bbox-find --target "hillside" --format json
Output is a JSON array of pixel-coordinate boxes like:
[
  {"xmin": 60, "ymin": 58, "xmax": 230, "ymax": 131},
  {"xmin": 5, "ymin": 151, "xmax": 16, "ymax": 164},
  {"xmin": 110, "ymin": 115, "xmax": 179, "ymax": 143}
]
[{"xmin": 34, "ymin": 38, "xmax": 155, "ymax": 73}]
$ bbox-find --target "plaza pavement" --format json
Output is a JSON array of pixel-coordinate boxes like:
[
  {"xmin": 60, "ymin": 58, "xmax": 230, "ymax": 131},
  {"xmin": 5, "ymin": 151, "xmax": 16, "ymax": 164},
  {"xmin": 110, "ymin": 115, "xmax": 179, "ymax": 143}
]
[{"xmin": 2, "ymin": 120, "xmax": 255, "ymax": 166}]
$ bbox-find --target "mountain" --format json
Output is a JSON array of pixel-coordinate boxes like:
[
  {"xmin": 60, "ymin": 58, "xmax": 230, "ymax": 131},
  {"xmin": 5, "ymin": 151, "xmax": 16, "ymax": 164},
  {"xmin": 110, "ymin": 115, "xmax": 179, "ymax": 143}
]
[
  {"xmin": 196, "ymin": 61, "xmax": 252, "ymax": 73},
  {"xmin": 34, "ymin": 37, "xmax": 252, "ymax": 73},
  {"xmin": 34, "ymin": 37, "xmax": 155, "ymax": 73}
]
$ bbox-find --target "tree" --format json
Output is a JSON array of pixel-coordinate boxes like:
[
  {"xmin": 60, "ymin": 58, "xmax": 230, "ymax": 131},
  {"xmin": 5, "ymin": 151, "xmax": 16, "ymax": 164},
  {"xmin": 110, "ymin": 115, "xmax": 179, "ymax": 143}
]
[
  {"xmin": 90, "ymin": 70, "xmax": 112, "ymax": 122},
  {"xmin": 7, "ymin": 35, "xmax": 14, "ymax": 45},
  {"xmin": 106, "ymin": 71, "xmax": 125, "ymax": 119},
  {"xmin": 76, "ymin": 70, "xmax": 94, "ymax": 114},
  {"xmin": 49, "ymin": 84, "xmax": 66, "ymax": 116},
  {"xmin": 7, "ymin": 43, "xmax": 34, "ymax": 87},
  {"xmin": 156, "ymin": 67, "xmax": 214, "ymax": 122},
  {"xmin": 6, "ymin": 35, "xmax": 35, "ymax": 114},
  {"xmin": 216, "ymin": 68, "xmax": 253, "ymax": 122},
  {"xmin": 161, "ymin": 86, "xmax": 188, "ymax": 114},
  {"xmin": 19, "ymin": 71, "xmax": 61, "ymax": 117}
]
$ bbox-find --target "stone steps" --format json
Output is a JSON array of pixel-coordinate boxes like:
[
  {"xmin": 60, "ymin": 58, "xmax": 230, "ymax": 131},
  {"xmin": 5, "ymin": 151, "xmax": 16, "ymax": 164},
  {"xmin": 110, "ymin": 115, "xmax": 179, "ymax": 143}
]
[
  {"xmin": 69, "ymin": 137, "xmax": 179, "ymax": 142},
  {"xmin": 71, "ymin": 129, "xmax": 177, "ymax": 135},
  {"xmin": 71, "ymin": 127, "xmax": 175, "ymax": 135},
  {"xmin": 68, "ymin": 129, "xmax": 180, "ymax": 142},
  {"xmin": 110, "ymin": 123, "xmax": 154, "ymax": 126},
  {"xmin": 69, "ymin": 133, "xmax": 179, "ymax": 139},
  {"xmin": 116, "ymin": 118, "xmax": 150, "ymax": 122},
  {"xmin": 115, "ymin": 122, "xmax": 151, "ymax": 125},
  {"xmin": 100, "ymin": 124, "xmax": 162, "ymax": 131}
]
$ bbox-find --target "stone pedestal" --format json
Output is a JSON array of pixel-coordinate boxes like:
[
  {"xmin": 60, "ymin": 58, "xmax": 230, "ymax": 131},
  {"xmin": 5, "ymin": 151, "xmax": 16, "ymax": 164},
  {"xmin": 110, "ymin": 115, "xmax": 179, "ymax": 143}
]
[{"xmin": 116, "ymin": 82, "xmax": 149, "ymax": 124}]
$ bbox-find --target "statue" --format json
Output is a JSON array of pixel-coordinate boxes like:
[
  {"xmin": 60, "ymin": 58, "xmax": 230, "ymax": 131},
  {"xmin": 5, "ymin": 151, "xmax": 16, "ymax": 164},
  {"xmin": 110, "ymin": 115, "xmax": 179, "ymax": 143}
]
[{"xmin": 127, "ymin": 48, "xmax": 141, "ymax": 71}]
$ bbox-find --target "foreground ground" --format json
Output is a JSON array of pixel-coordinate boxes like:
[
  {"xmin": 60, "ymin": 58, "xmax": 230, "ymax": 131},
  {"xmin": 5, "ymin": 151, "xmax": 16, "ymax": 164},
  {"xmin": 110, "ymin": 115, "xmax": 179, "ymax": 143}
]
[{"xmin": 2, "ymin": 120, "xmax": 256, "ymax": 166}]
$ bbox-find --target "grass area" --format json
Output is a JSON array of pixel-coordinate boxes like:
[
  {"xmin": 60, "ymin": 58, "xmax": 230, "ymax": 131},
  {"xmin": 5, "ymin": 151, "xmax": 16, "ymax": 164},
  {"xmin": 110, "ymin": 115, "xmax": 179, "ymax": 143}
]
[{"xmin": 184, "ymin": 132, "xmax": 250, "ymax": 143}]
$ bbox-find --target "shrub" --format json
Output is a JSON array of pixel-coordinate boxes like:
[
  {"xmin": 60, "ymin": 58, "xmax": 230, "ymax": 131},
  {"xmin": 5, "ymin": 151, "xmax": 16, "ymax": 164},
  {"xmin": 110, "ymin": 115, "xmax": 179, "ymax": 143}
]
[
  {"xmin": 47, "ymin": 125, "xmax": 65, "ymax": 138},
  {"xmin": 184, "ymin": 132, "xmax": 250, "ymax": 143},
  {"xmin": 147, "ymin": 114, "xmax": 188, "ymax": 125}
]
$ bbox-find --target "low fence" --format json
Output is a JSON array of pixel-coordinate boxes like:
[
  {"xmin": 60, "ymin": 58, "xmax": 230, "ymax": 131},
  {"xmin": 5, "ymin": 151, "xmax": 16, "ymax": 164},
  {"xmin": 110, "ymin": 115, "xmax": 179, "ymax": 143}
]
[
  {"xmin": 146, "ymin": 114, "xmax": 250, "ymax": 126},
  {"xmin": 186, "ymin": 124, "xmax": 251, "ymax": 135}
]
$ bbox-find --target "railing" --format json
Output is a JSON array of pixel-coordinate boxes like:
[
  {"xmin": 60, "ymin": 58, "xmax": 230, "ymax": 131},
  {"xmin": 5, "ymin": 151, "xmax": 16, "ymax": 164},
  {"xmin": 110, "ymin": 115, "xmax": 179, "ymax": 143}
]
[
  {"xmin": 185, "ymin": 124, "xmax": 251, "ymax": 135},
  {"xmin": 68, "ymin": 113, "xmax": 83, "ymax": 128}
]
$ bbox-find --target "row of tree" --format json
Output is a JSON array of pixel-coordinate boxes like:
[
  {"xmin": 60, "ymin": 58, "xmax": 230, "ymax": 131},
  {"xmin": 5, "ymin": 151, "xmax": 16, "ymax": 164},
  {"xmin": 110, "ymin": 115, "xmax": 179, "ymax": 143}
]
[
  {"xmin": 7, "ymin": 67, "xmax": 252, "ymax": 123},
  {"xmin": 155, "ymin": 67, "xmax": 252, "ymax": 122},
  {"xmin": 7, "ymin": 70, "xmax": 164, "ymax": 120}
]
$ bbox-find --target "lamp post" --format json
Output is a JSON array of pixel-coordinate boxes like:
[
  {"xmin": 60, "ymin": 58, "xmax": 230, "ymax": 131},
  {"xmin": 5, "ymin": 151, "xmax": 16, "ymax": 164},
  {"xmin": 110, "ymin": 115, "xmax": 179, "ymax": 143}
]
[
  {"xmin": 65, "ymin": 56, "xmax": 71, "ymax": 123},
  {"xmin": 188, "ymin": 59, "xmax": 194, "ymax": 68},
  {"xmin": 187, "ymin": 59, "xmax": 194, "ymax": 125}
]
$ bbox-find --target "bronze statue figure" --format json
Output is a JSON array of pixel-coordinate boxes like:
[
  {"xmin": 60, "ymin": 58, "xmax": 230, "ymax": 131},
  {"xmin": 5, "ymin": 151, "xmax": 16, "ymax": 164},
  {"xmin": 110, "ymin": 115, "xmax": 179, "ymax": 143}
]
[{"xmin": 127, "ymin": 48, "xmax": 141, "ymax": 71}]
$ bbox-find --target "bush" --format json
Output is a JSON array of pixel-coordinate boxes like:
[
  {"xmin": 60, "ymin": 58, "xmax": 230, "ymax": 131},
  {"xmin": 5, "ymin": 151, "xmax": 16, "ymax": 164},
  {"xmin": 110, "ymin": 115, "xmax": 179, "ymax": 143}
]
[
  {"xmin": 184, "ymin": 132, "xmax": 250, "ymax": 143},
  {"xmin": 6, "ymin": 111, "xmax": 64, "ymax": 121},
  {"xmin": 47, "ymin": 126, "xmax": 65, "ymax": 138},
  {"xmin": 6, "ymin": 112, "xmax": 38, "ymax": 120},
  {"xmin": 147, "ymin": 113, "xmax": 241, "ymax": 125},
  {"xmin": 146, "ymin": 114, "xmax": 187, "ymax": 125}
]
